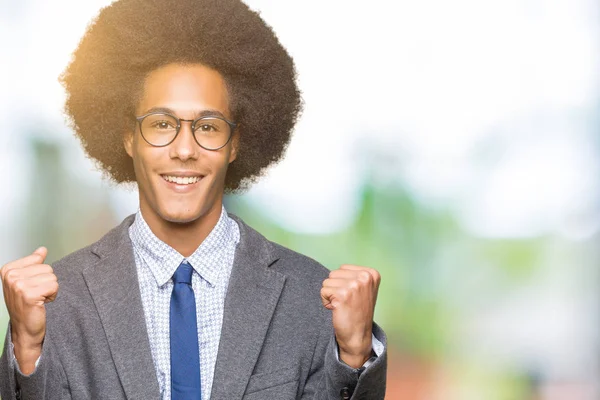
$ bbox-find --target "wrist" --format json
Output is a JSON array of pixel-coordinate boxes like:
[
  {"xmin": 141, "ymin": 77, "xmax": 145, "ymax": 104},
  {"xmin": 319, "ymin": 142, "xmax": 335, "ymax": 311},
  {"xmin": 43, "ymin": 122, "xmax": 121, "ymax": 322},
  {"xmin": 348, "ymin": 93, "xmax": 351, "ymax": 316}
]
[
  {"xmin": 11, "ymin": 326, "xmax": 44, "ymax": 350},
  {"xmin": 11, "ymin": 326, "xmax": 44, "ymax": 374},
  {"xmin": 336, "ymin": 330, "xmax": 373, "ymax": 365},
  {"xmin": 339, "ymin": 346, "xmax": 373, "ymax": 369},
  {"xmin": 12, "ymin": 344, "xmax": 42, "ymax": 375}
]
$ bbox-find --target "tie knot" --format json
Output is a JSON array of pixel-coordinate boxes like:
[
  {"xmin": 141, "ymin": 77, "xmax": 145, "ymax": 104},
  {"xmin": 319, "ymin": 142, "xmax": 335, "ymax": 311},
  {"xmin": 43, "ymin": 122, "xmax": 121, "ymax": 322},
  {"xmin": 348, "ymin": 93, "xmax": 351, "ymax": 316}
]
[{"xmin": 173, "ymin": 261, "xmax": 193, "ymax": 285}]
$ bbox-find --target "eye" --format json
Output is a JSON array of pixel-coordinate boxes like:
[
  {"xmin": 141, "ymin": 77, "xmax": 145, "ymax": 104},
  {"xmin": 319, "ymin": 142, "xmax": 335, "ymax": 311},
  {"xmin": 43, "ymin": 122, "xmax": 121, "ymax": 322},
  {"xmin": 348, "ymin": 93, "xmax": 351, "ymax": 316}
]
[
  {"xmin": 195, "ymin": 123, "xmax": 224, "ymax": 135},
  {"xmin": 197, "ymin": 123, "xmax": 218, "ymax": 132},
  {"xmin": 151, "ymin": 120, "xmax": 177, "ymax": 130}
]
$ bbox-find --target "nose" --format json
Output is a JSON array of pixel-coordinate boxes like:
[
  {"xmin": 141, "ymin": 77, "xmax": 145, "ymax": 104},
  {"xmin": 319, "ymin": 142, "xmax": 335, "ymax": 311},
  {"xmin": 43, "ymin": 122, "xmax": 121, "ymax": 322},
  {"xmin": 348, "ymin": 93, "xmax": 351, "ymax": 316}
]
[{"xmin": 169, "ymin": 120, "xmax": 199, "ymax": 161}]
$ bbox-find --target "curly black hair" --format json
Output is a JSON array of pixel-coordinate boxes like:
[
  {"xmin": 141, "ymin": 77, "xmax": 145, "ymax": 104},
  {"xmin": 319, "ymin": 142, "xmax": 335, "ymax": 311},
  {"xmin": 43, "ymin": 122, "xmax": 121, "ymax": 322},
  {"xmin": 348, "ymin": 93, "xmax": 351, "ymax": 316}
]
[{"xmin": 60, "ymin": 0, "xmax": 302, "ymax": 192}]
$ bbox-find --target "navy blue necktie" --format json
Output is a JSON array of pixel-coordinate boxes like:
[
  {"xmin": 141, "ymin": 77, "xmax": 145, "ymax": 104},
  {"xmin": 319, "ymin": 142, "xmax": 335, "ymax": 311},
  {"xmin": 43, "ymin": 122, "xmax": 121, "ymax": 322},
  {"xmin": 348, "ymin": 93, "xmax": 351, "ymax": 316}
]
[{"xmin": 170, "ymin": 261, "xmax": 202, "ymax": 400}]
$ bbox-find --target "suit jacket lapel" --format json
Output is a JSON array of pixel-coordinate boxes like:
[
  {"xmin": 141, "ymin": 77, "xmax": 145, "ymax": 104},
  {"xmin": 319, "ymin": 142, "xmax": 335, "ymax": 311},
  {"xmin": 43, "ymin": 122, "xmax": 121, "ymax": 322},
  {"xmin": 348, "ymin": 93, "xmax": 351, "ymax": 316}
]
[
  {"xmin": 210, "ymin": 217, "xmax": 286, "ymax": 400},
  {"xmin": 82, "ymin": 217, "xmax": 161, "ymax": 400}
]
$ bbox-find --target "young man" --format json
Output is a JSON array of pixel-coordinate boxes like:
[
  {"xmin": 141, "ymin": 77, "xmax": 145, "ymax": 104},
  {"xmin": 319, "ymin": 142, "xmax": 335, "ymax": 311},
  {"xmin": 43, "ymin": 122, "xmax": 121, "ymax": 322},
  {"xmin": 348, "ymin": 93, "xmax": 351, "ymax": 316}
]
[{"xmin": 0, "ymin": 0, "xmax": 387, "ymax": 399}]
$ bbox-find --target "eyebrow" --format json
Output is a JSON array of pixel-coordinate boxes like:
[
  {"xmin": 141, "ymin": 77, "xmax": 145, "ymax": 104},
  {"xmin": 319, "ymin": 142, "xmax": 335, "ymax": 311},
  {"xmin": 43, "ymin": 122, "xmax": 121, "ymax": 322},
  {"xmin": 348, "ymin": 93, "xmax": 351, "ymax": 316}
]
[{"xmin": 141, "ymin": 107, "xmax": 228, "ymax": 119}]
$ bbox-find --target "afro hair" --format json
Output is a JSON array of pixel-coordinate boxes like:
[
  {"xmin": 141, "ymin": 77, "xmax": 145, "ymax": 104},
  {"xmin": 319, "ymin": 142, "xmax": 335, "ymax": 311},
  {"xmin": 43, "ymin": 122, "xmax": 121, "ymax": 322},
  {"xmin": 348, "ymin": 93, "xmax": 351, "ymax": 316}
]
[{"xmin": 60, "ymin": 0, "xmax": 302, "ymax": 192}]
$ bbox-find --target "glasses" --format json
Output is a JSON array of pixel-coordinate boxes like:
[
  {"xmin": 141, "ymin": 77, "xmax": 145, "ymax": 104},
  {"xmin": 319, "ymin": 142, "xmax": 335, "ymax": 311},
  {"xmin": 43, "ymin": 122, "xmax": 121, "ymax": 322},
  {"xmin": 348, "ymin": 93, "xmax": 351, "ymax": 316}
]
[{"xmin": 135, "ymin": 112, "xmax": 237, "ymax": 150}]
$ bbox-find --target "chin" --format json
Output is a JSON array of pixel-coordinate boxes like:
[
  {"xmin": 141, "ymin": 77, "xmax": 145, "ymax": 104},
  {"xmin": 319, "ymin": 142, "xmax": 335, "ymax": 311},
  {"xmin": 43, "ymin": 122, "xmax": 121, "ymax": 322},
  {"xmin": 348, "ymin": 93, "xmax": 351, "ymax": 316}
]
[
  {"xmin": 161, "ymin": 210, "xmax": 204, "ymax": 225},
  {"xmin": 157, "ymin": 199, "xmax": 217, "ymax": 224}
]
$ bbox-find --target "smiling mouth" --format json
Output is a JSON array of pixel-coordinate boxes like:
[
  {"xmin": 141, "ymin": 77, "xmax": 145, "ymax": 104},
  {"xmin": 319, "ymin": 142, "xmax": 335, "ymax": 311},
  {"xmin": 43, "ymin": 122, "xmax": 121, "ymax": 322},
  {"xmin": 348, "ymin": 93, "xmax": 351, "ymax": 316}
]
[{"xmin": 161, "ymin": 175, "xmax": 203, "ymax": 185}]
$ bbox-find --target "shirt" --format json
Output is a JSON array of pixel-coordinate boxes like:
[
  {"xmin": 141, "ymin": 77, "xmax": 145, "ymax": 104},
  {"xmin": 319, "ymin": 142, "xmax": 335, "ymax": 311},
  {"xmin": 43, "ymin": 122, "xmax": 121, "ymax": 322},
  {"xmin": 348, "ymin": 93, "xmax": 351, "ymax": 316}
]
[{"xmin": 129, "ymin": 206, "xmax": 239, "ymax": 400}]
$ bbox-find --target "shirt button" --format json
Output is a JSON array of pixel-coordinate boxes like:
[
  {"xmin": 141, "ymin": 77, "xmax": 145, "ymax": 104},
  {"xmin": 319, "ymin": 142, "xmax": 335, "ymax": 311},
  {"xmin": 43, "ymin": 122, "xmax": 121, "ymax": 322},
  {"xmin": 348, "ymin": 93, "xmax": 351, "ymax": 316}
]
[{"xmin": 340, "ymin": 387, "xmax": 351, "ymax": 399}]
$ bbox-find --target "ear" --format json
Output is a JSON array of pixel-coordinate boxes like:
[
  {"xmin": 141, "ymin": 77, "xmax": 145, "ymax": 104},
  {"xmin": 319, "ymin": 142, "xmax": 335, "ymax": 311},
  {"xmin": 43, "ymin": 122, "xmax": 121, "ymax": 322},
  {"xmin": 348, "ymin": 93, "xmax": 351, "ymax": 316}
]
[
  {"xmin": 123, "ymin": 131, "xmax": 134, "ymax": 158},
  {"xmin": 229, "ymin": 130, "xmax": 240, "ymax": 163}
]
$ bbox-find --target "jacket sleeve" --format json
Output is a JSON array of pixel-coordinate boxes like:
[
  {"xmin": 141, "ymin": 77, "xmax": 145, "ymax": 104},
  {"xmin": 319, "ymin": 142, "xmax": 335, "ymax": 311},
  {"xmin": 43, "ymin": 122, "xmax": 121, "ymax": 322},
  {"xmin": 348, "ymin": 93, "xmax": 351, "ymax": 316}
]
[
  {"xmin": 302, "ymin": 322, "xmax": 388, "ymax": 400},
  {"xmin": 0, "ymin": 324, "xmax": 70, "ymax": 400}
]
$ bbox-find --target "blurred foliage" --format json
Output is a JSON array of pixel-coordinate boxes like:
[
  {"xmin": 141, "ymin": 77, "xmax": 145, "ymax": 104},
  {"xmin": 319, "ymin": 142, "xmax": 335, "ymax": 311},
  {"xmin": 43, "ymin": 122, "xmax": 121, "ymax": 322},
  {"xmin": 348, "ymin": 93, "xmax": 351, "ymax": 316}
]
[{"xmin": 25, "ymin": 139, "xmax": 119, "ymax": 265}]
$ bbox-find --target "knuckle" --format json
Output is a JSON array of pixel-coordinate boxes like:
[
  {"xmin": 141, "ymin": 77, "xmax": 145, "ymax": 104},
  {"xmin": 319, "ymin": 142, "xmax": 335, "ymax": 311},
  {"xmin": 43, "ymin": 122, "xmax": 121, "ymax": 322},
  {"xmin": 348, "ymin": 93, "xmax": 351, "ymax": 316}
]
[
  {"xmin": 358, "ymin": 270, "xmax": 372, "ymax": 284},
  {"xmin": 4, "ymin": 269, "xmax": 19, "ymax": 285},
  {"xmin": 373, "ymin": 271, "xmax": 381, "ymax": 284},
  {"xmin": 13, "ymin": 278, "xmax": 27, "ymax": 294},
  {"xmin": 338, "ymin": 288, "xmax": 349, "ymax": 300}
]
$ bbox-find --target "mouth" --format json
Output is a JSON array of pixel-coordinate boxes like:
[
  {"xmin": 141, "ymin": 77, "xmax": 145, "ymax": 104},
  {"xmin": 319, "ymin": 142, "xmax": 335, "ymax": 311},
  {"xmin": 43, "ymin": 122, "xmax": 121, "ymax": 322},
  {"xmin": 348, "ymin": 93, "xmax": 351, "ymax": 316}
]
[{"xmin": 161, "ymin": 174, "xmax": 204, "ymax": 185}]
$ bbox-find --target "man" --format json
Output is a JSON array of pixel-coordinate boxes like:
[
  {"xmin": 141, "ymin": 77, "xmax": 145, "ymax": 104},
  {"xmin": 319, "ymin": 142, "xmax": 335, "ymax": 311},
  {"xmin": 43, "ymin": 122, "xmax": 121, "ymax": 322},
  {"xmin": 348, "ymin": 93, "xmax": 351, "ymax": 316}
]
[{"xmin": 0, "ymin": 0, "xmax": 387, "ymax": 398}]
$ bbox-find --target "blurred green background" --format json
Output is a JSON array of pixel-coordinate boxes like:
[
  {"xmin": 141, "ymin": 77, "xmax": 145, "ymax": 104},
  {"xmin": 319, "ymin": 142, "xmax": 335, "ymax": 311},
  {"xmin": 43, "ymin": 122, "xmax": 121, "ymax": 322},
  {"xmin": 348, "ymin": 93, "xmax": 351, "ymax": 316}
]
[{"xmin": 1, "ymin": 1, "xmax": 600, "ymax": 399}]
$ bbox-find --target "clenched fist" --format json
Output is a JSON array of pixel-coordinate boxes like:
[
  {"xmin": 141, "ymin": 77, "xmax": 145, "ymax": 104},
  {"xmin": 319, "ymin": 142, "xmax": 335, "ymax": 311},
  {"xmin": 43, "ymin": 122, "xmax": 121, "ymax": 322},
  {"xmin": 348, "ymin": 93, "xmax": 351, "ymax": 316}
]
[
  {"xmin": 321, "ymin": 265, "xmax": 381, "ymax": 369},
  {"xmin": 1, "ymin": 247, "xmax": 58, "ymax": 374}
]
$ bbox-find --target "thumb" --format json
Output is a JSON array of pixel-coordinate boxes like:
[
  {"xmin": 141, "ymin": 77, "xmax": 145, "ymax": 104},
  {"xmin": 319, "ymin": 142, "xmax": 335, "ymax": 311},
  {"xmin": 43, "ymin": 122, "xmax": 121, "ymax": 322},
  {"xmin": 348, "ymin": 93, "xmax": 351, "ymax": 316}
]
[
  {"xmin": 32, "ymin": 246, "xmax": 48, "ymax": 263},
  {"xmin": 320, "ymin": 287, "xmax": 337, "ymax": 310}
]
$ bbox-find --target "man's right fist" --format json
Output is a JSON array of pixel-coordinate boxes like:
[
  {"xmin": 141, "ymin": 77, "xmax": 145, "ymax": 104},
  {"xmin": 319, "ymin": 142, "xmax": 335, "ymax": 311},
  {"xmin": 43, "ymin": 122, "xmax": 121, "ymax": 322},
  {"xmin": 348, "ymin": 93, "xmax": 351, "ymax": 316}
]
[{"xmin": 1, "ymin": 247, "xmax": 58, "ymax": 373}]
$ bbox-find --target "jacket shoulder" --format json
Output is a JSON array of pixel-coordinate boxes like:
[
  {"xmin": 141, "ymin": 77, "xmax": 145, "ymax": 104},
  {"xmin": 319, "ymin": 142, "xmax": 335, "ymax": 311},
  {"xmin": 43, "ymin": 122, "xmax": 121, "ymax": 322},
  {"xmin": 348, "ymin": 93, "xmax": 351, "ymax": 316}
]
[
  {"xmin": 231, "ymin": 215, "xmax": 330, "ymax": 289},
  {"xmin": 270, "ymin": 241, "xmax": 330, "ymax": 280}
]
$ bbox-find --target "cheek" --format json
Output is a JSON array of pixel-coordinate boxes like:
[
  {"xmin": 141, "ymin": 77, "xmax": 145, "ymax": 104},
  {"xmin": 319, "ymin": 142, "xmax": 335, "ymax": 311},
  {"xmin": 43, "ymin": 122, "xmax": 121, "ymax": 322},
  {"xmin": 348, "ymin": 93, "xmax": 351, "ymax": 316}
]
[
  {"xmin": 132, "ymin": 146, "xmax": 160, "ymax": 185},
  {"xmin": 203, "ymin": 148, "xmax": 233, "ymax": 175},
  {"xmin": 215, "ymin": 155, "xmax": 233, "ymax": 181}
]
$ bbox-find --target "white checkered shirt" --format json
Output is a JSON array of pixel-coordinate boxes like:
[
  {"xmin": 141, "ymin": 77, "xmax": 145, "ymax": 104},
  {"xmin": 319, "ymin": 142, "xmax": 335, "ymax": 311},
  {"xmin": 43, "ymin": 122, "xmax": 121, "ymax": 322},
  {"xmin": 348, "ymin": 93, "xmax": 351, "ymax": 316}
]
[{"xmin": 128, "ymin": 206, "xmax": 240, "ymax": 400}]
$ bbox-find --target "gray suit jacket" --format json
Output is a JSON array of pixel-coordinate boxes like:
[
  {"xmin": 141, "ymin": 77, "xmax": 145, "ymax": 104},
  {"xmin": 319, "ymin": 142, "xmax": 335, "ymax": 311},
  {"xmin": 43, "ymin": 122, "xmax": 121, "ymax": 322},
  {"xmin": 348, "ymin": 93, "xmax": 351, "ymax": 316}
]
[{"xmin": 0, "ymin": 215, "xmax": 387, "ymax": 399}]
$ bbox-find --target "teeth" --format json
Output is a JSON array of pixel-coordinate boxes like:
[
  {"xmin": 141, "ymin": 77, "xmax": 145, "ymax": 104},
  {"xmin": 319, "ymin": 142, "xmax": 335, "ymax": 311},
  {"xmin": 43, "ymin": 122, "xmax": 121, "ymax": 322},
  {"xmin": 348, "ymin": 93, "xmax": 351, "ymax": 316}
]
[{"xmin": 163, "ymin": 175, "xmax": 200, "ymax": 185}]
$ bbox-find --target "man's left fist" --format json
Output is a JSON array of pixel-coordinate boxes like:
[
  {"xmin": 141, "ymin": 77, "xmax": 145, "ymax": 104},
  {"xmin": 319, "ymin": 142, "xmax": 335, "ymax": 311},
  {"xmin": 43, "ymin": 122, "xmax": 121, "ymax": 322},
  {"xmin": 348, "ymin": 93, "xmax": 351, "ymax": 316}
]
[{"xmin": 320, "ymin": 265, "xmax": 381, "ymax": 368}]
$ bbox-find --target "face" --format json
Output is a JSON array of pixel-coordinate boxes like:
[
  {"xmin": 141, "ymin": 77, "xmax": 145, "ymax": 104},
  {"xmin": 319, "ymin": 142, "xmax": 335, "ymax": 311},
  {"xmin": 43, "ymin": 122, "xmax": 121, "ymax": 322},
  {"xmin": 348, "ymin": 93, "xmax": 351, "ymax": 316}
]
[{"xmin": 124, "ymin": 63, "xmax": 238, "ymax": 227}]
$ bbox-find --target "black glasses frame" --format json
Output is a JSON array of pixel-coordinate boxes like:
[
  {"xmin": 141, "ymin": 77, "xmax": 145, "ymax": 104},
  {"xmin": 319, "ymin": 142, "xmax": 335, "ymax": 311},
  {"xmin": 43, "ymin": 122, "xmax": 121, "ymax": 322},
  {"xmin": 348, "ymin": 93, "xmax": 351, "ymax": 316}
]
[{"xmin": 135, "ymin": 112, "xmax": 238, "ymax": 150}]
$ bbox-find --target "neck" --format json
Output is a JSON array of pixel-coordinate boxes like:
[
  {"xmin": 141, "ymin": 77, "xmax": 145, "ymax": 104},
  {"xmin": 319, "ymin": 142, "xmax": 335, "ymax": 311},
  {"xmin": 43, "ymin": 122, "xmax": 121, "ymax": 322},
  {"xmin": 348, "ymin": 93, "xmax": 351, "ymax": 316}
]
[{"xmin": 140, "ymin": 205, "xmax": 223, "ymax": 257}]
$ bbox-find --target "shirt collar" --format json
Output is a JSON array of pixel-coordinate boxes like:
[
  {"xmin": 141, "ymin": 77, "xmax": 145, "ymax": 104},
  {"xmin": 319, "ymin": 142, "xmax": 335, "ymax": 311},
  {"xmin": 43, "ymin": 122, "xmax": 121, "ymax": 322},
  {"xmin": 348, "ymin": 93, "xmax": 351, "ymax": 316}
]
[{"xmin": 129, "ymin": 206, "xmax": 237, "ymax": 287}]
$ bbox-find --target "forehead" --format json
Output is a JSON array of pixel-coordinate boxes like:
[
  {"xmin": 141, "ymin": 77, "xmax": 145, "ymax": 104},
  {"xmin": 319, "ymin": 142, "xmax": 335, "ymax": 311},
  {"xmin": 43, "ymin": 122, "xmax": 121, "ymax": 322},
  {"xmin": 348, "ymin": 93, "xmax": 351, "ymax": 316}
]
[{"xmin": 137, "ymin": 63, "xmax": 230, "ymax": 118}]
